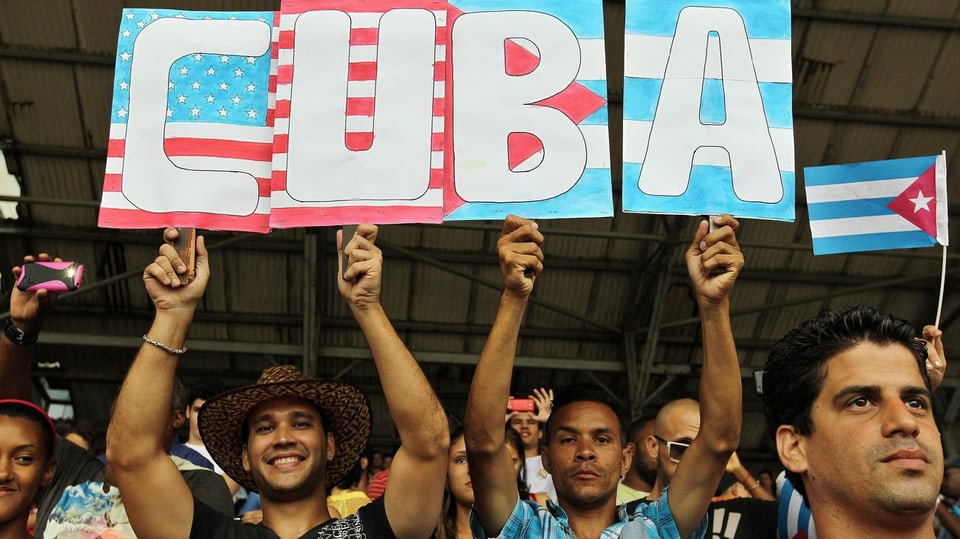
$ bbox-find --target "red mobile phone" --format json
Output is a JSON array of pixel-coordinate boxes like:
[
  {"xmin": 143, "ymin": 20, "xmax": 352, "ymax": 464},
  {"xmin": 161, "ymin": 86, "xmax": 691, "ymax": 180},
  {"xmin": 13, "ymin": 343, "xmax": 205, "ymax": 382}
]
[{"xmin": 507, "ymin": 397, "xmax": 536, "ymax": 413}]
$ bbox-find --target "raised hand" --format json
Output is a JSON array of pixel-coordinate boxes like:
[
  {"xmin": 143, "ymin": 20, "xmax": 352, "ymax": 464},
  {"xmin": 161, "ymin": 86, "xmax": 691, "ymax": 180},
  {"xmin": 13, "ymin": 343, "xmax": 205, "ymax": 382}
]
[
  {"xmin": 142, "ymin": 227, "xmax": 209, "ymax": 313},
  {"xmin": 686, "ymin": 214, "xmax": 744, "ymax": 305},
  {"xmin": 10, "ymin": 253, "xmax": 62, "ymax": 334},
  {"xmin": 497, "ymin": 215, "xmax": 544, "ymax": 299},
  {"xmin": 530, "ymin": 387, "xmax": 554, "ymax": 423},
  {"xmin": 337, "ymin": 224, "xmax": 382, "ymax": 310}
]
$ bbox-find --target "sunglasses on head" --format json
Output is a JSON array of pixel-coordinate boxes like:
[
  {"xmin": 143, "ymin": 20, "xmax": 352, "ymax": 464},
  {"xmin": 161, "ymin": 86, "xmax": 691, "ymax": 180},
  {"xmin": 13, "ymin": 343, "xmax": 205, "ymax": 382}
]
[{"xmin": 654, "ymin": 435, "xmax": 690, "ymax": 463}]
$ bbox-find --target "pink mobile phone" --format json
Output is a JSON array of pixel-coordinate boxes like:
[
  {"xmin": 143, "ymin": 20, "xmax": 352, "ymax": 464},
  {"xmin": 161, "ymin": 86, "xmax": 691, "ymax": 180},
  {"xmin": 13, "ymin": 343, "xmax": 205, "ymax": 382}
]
[{"xmin": 16, "ymin": 261, "xmax": 84, "ymax": 292}]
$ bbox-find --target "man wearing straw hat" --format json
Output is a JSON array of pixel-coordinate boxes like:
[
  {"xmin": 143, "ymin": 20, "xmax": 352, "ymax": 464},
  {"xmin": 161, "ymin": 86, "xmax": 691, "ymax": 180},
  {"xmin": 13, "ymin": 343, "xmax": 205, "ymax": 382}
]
[{"xmin": 108, "ymin": 225, "xmax": 450, "ymax": 539}]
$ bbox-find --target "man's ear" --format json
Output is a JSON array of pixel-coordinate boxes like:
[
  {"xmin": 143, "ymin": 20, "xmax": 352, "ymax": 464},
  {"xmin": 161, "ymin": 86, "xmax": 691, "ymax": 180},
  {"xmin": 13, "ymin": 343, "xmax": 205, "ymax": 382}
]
[
  {"xmin": 621, "ymin": 444, "xmax": 633, "ymax": 479},
  {"xmin": 242, "ymin": 445, "xmax": 251, "ymax": 472},
  {"xmin": 644, "ymin": 434, "xmax": 658, "ymax": 460},
  {"xmin": 776, "ymin": 424, "xmax": 808, "ymax": 474},
  {"xmin": 326, "ymin": 432, "xmax": 336, "ymax": 463},
  {"xmin": 540, "ymin": 446, "xmax": 552, "ymax": 475},
  {"xmin": 171, "ymin": 410, "xmax": 186, "ymax": 429}
]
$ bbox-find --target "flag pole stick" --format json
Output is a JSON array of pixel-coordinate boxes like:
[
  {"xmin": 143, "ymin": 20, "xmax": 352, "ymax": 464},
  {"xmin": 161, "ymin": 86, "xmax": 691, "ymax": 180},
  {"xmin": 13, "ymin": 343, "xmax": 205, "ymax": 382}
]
[{"xmin": 936, "ymin": 243, "xmax": 947, "ymax": 327}]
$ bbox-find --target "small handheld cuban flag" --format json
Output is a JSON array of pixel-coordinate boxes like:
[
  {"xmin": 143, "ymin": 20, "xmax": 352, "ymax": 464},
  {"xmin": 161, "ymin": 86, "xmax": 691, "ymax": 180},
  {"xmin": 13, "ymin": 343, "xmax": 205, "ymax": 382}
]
[{"xmin": 803, "ymin": 152, "xmax": 948, "ymax": 255}]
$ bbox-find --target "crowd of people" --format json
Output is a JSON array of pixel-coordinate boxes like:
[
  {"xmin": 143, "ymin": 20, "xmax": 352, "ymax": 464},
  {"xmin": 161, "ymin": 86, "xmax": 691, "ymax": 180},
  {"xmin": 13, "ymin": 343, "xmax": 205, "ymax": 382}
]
[{"xmin": 0, "ymin": 215, "xmax": 954, "ymax": 539}]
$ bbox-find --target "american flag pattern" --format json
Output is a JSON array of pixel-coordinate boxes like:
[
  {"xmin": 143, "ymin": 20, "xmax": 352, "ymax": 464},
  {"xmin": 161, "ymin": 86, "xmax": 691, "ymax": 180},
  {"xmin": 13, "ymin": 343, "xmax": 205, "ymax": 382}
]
[
  {"xmin": 100, "ymin": 9, "xmax": 277, "ymax": 233},
  {"xmin": 270, "ymin": 0, "xmax": 448, "ymax": 227}
]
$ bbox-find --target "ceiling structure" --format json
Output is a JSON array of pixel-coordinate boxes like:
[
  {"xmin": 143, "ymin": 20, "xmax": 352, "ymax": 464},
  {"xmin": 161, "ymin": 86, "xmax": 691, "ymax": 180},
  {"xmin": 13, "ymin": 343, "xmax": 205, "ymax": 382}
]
[{"xmin": 0, "ymin": 0, "xmax": 959, "ymax": 463}]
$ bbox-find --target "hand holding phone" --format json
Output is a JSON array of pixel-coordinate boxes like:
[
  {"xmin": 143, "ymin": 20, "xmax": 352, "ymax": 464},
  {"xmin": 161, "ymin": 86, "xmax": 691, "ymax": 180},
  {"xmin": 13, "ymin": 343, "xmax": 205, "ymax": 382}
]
[
  {"xmin": 16, "ymin": 261, "xmax": 83, "ymax": 292},
  {"xmin": 507, "ymin": 396, "xmax": 536, "ymax": 413}
]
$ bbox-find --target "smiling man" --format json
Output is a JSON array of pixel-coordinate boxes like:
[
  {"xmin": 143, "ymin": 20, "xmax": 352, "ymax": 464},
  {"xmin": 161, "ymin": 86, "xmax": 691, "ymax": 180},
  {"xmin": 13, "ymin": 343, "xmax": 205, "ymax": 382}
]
[
  {"xmin": 762, "ymin": 305, "xmax": 943, "ymax": 539},
  {"xmin": 107, "ymin": 226, "xmax": 448, "ymax": 539}
]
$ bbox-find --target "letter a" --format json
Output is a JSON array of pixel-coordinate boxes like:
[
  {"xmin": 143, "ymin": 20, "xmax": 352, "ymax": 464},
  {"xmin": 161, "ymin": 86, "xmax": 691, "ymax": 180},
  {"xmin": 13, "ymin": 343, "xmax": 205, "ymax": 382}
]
[{"xmin": 637, "ymin": 6, "xmax": 782, "ymax": 203}]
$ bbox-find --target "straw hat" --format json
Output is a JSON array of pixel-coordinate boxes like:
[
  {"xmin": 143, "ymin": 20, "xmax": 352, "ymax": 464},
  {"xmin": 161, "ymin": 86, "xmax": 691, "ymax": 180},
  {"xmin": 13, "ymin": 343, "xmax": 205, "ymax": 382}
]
[{"xmin": 198, "ymin": 365, "xmax": 370, "ymax": 492}]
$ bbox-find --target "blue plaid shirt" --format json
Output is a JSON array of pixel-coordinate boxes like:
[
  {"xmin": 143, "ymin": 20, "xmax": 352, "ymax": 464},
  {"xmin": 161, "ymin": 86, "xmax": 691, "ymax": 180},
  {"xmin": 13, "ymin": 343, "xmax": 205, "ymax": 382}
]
[{"xmin": 470, "ymin": 487, "xmax": 706, "ymax": 539}]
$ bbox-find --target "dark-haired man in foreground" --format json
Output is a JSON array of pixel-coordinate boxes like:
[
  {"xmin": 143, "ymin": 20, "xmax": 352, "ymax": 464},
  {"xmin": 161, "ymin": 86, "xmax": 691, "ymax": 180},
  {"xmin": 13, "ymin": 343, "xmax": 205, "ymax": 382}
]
[
  {"xmin": 763, "ymin": 306, "xmax": 943, "ymax": 538},
  {"xmin": 466, "ymin": 214, "xmax": 744, "ymax": 539}
]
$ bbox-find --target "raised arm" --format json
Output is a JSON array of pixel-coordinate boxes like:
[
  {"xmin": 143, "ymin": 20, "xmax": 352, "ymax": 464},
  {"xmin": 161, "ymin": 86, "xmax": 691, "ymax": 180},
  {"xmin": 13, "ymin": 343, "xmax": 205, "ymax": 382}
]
[
  {"xmin": 106, "ymin": 229, "xmax": 209, "ymax": 539},
  {"xmin": 465, "ymin": 216, "xmax": 544, "ymax": 535},
  {"xmin": 0, "ymin": 254, "xmax": 60, "ymax": 400},
  {"xmin": 337, "ymin": 225, "xmax": 449, "ymax": 539},
  {"xmin": 668, "ymin": 215, "xmax": 744, "ymax": 538}
]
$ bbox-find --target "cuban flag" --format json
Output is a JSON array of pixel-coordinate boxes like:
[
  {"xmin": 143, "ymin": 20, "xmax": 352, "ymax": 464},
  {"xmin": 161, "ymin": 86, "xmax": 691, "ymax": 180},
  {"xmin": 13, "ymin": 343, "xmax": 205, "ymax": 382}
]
[{"xmin": 804, "ymin": 152, "xmax": 948, "ymax": 255}]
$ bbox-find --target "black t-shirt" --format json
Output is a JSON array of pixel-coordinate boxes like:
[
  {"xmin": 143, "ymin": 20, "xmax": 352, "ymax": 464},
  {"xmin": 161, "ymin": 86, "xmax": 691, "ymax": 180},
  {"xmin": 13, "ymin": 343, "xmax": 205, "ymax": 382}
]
[
  {"xmin": 190, "ymin": 496, "xmax": 396, "ymax": 539},
  {"xmin": 707, "ymin": 498, "xmax": 778, "ymax": 539}
]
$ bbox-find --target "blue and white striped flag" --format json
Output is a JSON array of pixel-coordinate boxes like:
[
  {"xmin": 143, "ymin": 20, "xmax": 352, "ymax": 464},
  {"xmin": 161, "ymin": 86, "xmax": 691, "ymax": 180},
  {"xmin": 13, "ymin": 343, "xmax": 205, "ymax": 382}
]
[
  {"xmin": 804, "ymin": 152, "xmax": 948, "ymax": 255},
  {"xmin": 777, "ymin": 472, "xmax": 817, "ymax": 539}
]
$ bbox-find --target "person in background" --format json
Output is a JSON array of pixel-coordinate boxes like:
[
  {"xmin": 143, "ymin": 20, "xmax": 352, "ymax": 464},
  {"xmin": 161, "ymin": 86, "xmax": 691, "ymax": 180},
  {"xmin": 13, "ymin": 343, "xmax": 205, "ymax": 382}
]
[
  {"xmin": 0, "ymin": 399, "xmax": 57, "ymax": 539},
  {"xmin": 618, "ymin": 416, "xmax": 657, "ymax": 504},
  {"xmin": 54, "ymin": 418, "xmax": 95, "ymax": 452},
  {"xmin": 506, "ymin": 387, "xmax": 557, "ymax": 502},
  {"xmin": 1, "ymin": 252, "xmax": 233, "ymax": 539}
]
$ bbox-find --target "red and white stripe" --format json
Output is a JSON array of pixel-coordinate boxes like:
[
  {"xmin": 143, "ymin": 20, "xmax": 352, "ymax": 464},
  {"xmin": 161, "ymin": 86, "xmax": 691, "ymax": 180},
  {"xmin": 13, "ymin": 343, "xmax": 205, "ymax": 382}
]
[{"xmin": 270, "ymin": 0, "xmax": 447, "ymax": 227}]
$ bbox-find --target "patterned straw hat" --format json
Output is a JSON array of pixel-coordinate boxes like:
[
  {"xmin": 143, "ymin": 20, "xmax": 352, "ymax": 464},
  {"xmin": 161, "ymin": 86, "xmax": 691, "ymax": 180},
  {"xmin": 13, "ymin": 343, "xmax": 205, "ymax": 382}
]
[{"xmin": 198, "ymin": 365, "xmax": 370, "ymax": 492}]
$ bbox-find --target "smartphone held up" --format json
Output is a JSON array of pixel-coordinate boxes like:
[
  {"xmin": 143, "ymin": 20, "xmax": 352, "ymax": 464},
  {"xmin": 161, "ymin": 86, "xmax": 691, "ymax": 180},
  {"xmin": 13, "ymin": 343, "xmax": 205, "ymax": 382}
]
[
  {"xmin": 507, "ymin": 396, "xmax": 536, "ymax": 414},
  {"xmin": 16, "ymin": 261, "xmax": 84, "ymax": 292}
]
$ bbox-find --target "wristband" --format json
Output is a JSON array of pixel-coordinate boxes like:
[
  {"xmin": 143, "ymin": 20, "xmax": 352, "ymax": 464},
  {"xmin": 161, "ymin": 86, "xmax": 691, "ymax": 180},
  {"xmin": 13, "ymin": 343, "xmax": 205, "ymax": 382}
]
[
  {"xmin": 142, "ymin": 334, "xmax": 187, "ymax": 355},
  {"xmin": 4, "ymin": 319, "xmax": 38, "ymax": 346}
]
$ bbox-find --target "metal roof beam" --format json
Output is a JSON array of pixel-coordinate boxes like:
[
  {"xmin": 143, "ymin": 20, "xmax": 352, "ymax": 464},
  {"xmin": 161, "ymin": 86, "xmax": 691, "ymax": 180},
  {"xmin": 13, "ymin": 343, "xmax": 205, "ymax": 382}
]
[
  {"xmin": 0, "ymin": 45, "xmax": 114, "ymax": 66},
  {"xmin": 792, "ymin": 8, "xmax": 960, "ymax": 31}
]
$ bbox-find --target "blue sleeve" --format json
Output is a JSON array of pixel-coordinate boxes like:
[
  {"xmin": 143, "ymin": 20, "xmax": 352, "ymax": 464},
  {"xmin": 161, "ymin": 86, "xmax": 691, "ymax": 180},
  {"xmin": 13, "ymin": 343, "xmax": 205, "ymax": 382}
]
[
  {"xmin": 628, "ymin": 487, "xmax": 708, "ymax": 539},
  {"xmin": 470, "ymin": 497, "xmax": 544, "ymax": 539}
]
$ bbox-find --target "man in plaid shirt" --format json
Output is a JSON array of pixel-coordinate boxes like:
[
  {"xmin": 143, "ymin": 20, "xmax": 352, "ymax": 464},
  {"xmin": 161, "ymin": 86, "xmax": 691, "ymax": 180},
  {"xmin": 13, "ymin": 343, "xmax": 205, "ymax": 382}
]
[{"xmin": 465, "ymin": 215, "xmax": 745, "ymax": 539}]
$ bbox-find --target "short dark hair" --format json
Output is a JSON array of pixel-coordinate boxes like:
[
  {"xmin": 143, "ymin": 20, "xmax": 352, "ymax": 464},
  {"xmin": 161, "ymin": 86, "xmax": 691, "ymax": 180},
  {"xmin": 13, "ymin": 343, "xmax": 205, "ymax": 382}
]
[
  {"xmin": 55, "ymin": 417, "xmax": 96, "ymax": 448},
  {"xmin": 626, "ymin": 416, "xmax": 655, "ymax": 442},
  {"xmin": 545, "ymin": 383, "xmax": 624, "ymax": 444},
  {"xmin": 0, "ymin": 401, "xmax": 56, "ymax": 462},
  {"xmin": 188, "ymin": 379, "xmax": 227, "ymax": 406},
  {"xmin": 762, "ymin": 305, "xmax": 928, "ymax": 494},
  {"xmin": 171, "ymin": 378, "xmax": 189, "ymax": 411}
]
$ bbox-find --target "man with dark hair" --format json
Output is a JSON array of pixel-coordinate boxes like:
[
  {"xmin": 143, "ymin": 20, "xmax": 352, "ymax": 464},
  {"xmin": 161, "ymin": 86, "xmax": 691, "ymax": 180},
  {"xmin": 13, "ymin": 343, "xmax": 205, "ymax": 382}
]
[
  {"xmin": 55, "ymin": 417, "xmax": 96, "ymax": 451},
  {"xmin": 618, "ymin": 416, "xmax": 656, "ymax": 504},
  {"xmin": 466, "ymin": 214, "xmax": 744, "ymax": 539},
  {"xmin": 762, "ymin": 305, "xmax": 942, "ymax": 538},
  {"xmin": 107, "ymin": 225, "xmax": 449, "ymax": 539},
  {"xmin": 181, "ymin": 378, "xmax": 239, "ymax": 494}
]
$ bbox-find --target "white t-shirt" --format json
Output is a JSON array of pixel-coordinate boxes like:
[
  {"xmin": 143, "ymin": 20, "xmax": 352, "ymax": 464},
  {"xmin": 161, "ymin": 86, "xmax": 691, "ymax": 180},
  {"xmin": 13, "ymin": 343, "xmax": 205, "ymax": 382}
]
[
  {"xmin": 524, "ymin": 455, "xmax": 557, "ymax": 501},
  {"xmin": 185, "ymin": 442, "xmax": 225, "ymax": 476}
]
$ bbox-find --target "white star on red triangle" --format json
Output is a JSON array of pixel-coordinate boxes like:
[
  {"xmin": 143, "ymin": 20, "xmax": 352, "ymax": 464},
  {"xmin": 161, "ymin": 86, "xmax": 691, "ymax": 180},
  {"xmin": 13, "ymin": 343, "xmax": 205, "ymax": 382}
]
[{"xmin": 910, "ymin": 189, "xmax": 933, "ymax": 213}]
